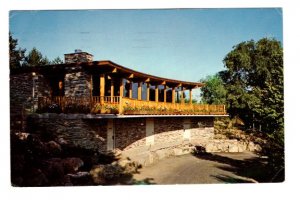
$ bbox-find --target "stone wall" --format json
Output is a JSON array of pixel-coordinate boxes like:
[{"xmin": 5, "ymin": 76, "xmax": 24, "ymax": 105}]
[
  {"xmin": 24, "ymin": 114, "xmax": 262, "ymax": 167},
  {"xmin": 10, "ymin": 73, "xmax": 34, "ymax": 117},
  {"xmin": 26, "ymin": 115, "xmax": 215, "ymax": 153},
  {"xmin": 114, "ymin": 118, "xmax": 146, "ymax": 151},
  {"xmin": 190, "ymin": 117, "xmax": 214, "ymax": 141},
  {"xmin": 10, "ymin": 72, "xmax": 51, "ymax": 131},
  {"xmin": 153, "ymin": 118, "xmax": 184, "ymax": 145},
  {"xmin": 27, "ymin": 115, "xmax": 107, "ymax": 152},
  {"xmin": 64, "ymin": 67, "xmax": 92, "ymax": 98},
  {"xmin": 64, "ymin": 52, "xmax": 93, "ymax": 63}
]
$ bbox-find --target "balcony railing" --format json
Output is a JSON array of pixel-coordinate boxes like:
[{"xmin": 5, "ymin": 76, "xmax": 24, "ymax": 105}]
[{"xmin": 37, "ymin": 96, "xmax": 226, "ymax": 115}]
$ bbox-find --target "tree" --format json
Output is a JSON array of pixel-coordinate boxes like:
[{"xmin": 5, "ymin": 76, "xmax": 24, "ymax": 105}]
[
  {"xmin": 24, "ymin": 47, "xmax": 51, "ymax": 67},
  {"xmin": 51, "ymin": 57, "xmax": 64, "ymax": 64},
  {"xmin": 9, "ymin": 33, "xmax": 26, "ymax": 69},
  {"xmin": 200, "ymin": 74, "xmax": 227, "ymax": 105},
  {"xmin": 221, "ymin": 38, "xmax": 284, "ymax": 180}
]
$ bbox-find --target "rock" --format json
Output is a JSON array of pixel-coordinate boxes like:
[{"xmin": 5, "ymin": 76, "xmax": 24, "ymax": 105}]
[
  {"xmin": 46, "ymin": 141, "xmax": 62, "ymax": 155},
  {"xmin": 63, "ymin": 175, "xmax": 73, "ymax": 186},
  {"xmin": 43, "ymin": 158, "xmax": 65, "ymax": 182},
  {"xmin": 24, "ymin": 168, "xmax": 49, "ymax": 186},
  {"xmin": 63, "ymin": 157, "xmax": 84, "ymax": 173},
  {"xmin": 15, "ymin": 132, "xmax": 30, "ymax": 140},
  {"xmin": 254, "ymin": 144, "xmax": 262, "ymax": 152},
  {"xmin": 247, "ymin": 142, "xmax": 256, "ymax": 152},
  {"xmin": 147, "ymin": 152, "xmax": 159, "ymax": 165},
  {"xmin": 228, "ymin": 144, "xmax": 239, "ymax": 152},
  {"xmin": 102, "ymin": 164, "xmax": 123, "ymax": 180},
  {"xmin": 237, "ymin": 143, "xmax": 246, "ymax": 152},
  {"xmin": 173, "ymin": 148, "xmax": 183, "ymax": 156},
  {"xmin": 11, "ymin": 154, "xmax": 26, "ymax": 174},
  {"xmin": 57, "ymin": 137, "xmax": 68, "ymax": 145},
  {"xmin": 90, "ymin": 165, "xmax": 105, "ymax": 185},
  {"xmin": 205, "ymin": 143, "xmax": 217, "ymax": 153},
  {"xmin": 68, "ymin": 171, "xmax": 92, "ymax": 186}
]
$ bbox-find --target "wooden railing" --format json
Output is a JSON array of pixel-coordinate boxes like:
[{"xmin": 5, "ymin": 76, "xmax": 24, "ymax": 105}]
[
  {"xmin": 37, "ymin": 96, "xmax": 226, "ymax": 115},
  {"xmin": 120, "ymin": 97, "xmax": 226, "ymax": 115}
]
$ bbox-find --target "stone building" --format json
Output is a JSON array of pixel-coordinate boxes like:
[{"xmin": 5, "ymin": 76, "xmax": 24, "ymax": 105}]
[{"xmin": 10, "ymin": 50, "xmax": 227, "ymax": 164}]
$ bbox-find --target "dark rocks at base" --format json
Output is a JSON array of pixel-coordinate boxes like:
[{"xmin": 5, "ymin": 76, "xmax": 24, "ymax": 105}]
[{"xmin": 11, "ymin": 131, "xmax": 140, "ymax": 186}]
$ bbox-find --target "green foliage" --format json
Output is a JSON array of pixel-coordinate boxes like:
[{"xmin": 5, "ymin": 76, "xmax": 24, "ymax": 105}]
[
  {"xmin": 221, "ymin": 38, "xmax": 284, "ymax": 179},
  {"xmin": 9, "ymin": 33, "xmax": 26, "ymax": 69},
  {"xmin": 51, "ymin": 56, "xmax": 64, "ymax": 64},
  {"xmin": 24, "ymin": 47, "xmax": 51, "ymax": 67},
  {"xmin": 200, "ymin": 74, "xmax": 227, "ymax": 104}
]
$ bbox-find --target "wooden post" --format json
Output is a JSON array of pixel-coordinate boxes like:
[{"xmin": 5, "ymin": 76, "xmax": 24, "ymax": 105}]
[
  {"xmin": 163, "ymin": 85, "xmax": 167, "ymax": 103},
  {"xmin": 138, "ymin": 82, "xmax": 142, "ymax": 100},
  {"xmin": 172, "ymin": 87, "xmax": 176, "ymax": 104},
  {"xmin": 90, "ymin": 75, "xmax": 93, "ymax": 110},
  {"xmin": 189, "ymin": 89, "xmax": 192, "ymax": 104},
  {"xmin": 155, "ymin": 85, "xmax": 159, "ymax": 102},
  {"xmin": 146, "ymin": 83, "xmax": 150, "ymax": 101},
  {"xmin": 181, "ymin": 87, "xmax": 184, "ymax": 104},
  {"xmin": 129, "ymin": 81, "xmax": 133, "ymax": 98},
  {"xmin": 110, "ymin": 78, "xmax": 114, "ymax": 102},
  {"xmin": 100, "ymin": 74, "xmax": 105, "ymax": 104},
  {"xmin": 119, "ymin": 78, "xmax": 124, "ymax": 97}
]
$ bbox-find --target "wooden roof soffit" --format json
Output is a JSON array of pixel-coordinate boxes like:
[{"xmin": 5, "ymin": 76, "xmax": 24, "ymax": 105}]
[
  {"xmin": 128, "ymin": 74, "xmax": 134, "ymax": 79},
  {"xmin": 80, "ymin": 60, "xmax": 204, "ymax": 88},
  {"xmin": 112, "ymin": 68, "xmax": 118, "ymax": 73}
]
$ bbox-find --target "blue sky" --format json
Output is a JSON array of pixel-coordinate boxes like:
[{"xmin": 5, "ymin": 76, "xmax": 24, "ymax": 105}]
[{"xmin": 9, "ymin": 8, "xmax": 282, "ymax": 83}]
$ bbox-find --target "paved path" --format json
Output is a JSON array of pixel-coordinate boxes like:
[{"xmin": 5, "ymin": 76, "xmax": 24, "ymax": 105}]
[{"xmin": 132, "ymin": 152, "xmax": 260, "ymax": 184}]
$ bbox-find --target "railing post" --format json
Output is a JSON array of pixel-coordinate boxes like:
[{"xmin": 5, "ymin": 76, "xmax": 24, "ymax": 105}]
[{"xmin": 119, "ymin": 96, "xmax": 123, "ymax": 114}]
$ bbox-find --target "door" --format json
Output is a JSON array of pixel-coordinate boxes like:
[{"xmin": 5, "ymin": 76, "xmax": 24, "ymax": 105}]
[
  {"xmin": 107, "ymin": 119, "xmax": 114, "ymax": 151},
  {"xmin": 146, "ymin": 118, "xmax": 154, "ymax": 146},
  {"xmin": 183, "ymin": 118, "xmax": 191, "ymax": 141}
]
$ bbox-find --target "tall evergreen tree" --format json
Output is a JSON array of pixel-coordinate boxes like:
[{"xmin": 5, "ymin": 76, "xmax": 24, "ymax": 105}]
[
  {"xmin": 24, "ymin": 47, "xmax": 51, "ymax": 67},
  {"xmin": 9, "ymin": 33, "xmax": 26, "ymax": 69},
  {"xmin": 51, "ymin": 56, "xmax": 64, "ymax": 64}
]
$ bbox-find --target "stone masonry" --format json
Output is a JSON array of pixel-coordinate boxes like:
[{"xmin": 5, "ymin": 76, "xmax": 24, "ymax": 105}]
[
  {"xmin": 114, "ymin": 118, "xmax": 146, "ymax": 151},
  {"xmin": 10, "ymin": 72, "xmax": 51, "ymax": 131},
  {"xmin": 27, "ymin": 114, "xmax": 107, "ymax": 152},
  {"xmin": 64, "ymin": 68, "xmax": 92, "ymax": 98},
  {"xmin": 24, "ymin": 114, "xmax": 261, "ymax": 167}
]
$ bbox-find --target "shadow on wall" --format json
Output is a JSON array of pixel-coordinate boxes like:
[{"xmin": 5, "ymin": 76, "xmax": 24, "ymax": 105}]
[{"xmin": 192, "ymin": 146, "xmax": 284, "ymax": 183}]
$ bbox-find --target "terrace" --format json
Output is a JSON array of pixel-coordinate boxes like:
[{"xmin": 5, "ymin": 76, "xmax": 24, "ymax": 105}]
[{"xmin": 36, "ymin": 59, "xmax": 226, "ymax": 116}]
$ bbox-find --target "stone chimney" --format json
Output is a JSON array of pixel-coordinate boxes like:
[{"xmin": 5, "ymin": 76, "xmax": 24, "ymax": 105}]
[{"xmin": 64, "ymin": 49, "xmax": 94, "ymax": 63}]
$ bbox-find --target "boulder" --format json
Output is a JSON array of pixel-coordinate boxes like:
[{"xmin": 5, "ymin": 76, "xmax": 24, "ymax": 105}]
[
  {"xmin": 63, "ymin": 157, "xmax": 84, "ymax": 174},
  {"xmin": 68, "ymin": 171, "xmax": 92, "ymax": 186},
  {"xmin": 247, "ymin": 142, "xmax": 256, "ymax": 152},
  {"xmin": 102, "ymin": 164, "xmax": 123, "ymax": 180},
  {"xmin": 228, "ymin": 144, "xmax": 239, "ymax": 152},
  {"xmin": 24, "ymin": 168, "xmax": 49, "ymax": 186},
  {"xmin": 205, "ymin": 143, "xmax": 217, "ymax": 153},
  {"xmin": 90, "ymin": 165, "xmax": 105, "ymax": 185},
  {"xmin": 46, "ymin": 141, "xmax": 62, "ymax": 155}
]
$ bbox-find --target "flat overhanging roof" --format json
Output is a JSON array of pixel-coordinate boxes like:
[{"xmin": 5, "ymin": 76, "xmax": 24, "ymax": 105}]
[
  {"xmin": 11, "ymin": 60, "xmax": 204, "ymax": 89},
  {"xmin": 84, "ymin": 60, "xmax": 204, "ymax": 88}
]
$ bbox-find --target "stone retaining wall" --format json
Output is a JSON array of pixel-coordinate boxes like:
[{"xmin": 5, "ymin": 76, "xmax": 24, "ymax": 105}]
[
  {"xmin": 25, "ymin": 114, "xmax": 261, "ymax": 167},
  {"xmin": 27, "ymin": 115, "xmax": 215, "ymax": 153},
  {"xmin": 27, "ymin": 115, "xmax": 107, "ymax": 152},
  {"xmin": 10, "ymin": 72, "xmax": 51, "ymax": 131},
  {"xmin": 114, "ymin": 118, "xmax": 146, "ymax": 150}
]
